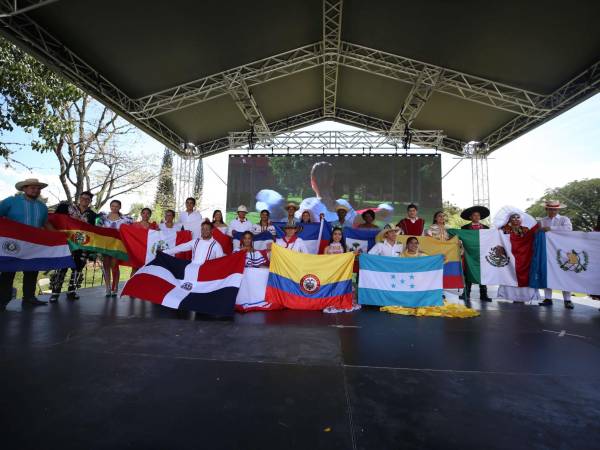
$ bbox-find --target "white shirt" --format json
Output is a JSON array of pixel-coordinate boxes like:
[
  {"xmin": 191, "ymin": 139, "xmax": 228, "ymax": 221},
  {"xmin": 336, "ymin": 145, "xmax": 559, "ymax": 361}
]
[
  {"xmin": 275, "ymin": 237, "xmax": 308, "ymax": 253},
  {"xmin": 368, "ymin": 240, "xmax": 403, "ymax": 257},
  {"xmin": 159, "ymin": 222, "xmax": 182, "ymax": 232},
  {"xmin": 252, "ymin": 223, "xmax": 277, "ymax": 236},
  {"xmin": 179, "ymin": 210, "xmax": 203, "ymax": 238},
  {"xmin": 540, "ymin": 214, "xmax": 572, "ymax": 231},
  {"xmin": 229, "ymin": 217, "xmax": 254, "ymax": 236},
  {"xmin": 163, "ymin": 237, "xmax": 224, "ymax": 265}
]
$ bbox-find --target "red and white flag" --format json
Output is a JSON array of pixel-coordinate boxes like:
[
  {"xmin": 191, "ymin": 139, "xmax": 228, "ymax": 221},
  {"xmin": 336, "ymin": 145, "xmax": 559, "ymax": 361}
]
[{"xmin": 120, "ymin": 225, "xmax": 192, "ymax": 267}]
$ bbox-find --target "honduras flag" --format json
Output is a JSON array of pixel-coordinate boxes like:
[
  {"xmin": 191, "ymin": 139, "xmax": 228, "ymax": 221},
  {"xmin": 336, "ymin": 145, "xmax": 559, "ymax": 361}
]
[
  {"xmin": 273, "ymin": 221, "xmax": 332, "ymax": 254},
  {"xmin": 358, "ymin": 254, "xmax": 444, "ymax": 307},
  {"xmin": 343, "ymin": 227, "xmax": 379, "ymax": 253},
  {"xmin": 0, "ymin": 218, "xmax": 75, "ymax": 271},
  {"xmin": 122, "ymin": 251, "xmax": 246, "ymax": 317}
]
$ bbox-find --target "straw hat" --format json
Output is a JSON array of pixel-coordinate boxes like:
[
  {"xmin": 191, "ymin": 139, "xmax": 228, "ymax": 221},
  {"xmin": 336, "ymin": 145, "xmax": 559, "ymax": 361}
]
[
  {"xmin": 15, "ymin": 178, "xmax": 48, "ymax": 191},
  {"xmin": 376, "ymin": 224, "xmax": 400, "ymax": 242},
  {"xmin": 543, "ymin": 199, "xmax": 566, "ymax": 209},
  {"xmin": 335, "ymin": 204, "xmax": 349, "ymax": 212},
  {"xmin": 237, "ymin": 205, "xmax": 248, "ymax": 213},
  {"xmin": 460, "ymin": 205, "xmax": 490, "ymax": 220},
  {"xmin": 285, "ymin": 202, "xmax": 299, "ymax": 211}
]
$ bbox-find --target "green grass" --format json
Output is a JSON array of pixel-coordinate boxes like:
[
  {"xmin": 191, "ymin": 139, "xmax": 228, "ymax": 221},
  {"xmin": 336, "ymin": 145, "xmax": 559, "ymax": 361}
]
[{"xmin": 11, "ymin": 261, "xmax": 133, "ymax": 299}]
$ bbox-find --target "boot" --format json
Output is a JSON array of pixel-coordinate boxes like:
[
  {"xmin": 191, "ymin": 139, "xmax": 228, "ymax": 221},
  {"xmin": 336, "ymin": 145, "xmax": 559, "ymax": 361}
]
[
  {"xmin": 539, "ymin": 298, "xmax": 553, "ymax": 306},
  {"xmin": 479, "ymin": 285, "xmax": 492, "ymax": 302},
  {"xmin": 564, "ymin": 300, "xmax": 574, "ymax": 310},
  {"xmin": 66, "ymin": 292, "xmax": 80, "ymax": 301}
]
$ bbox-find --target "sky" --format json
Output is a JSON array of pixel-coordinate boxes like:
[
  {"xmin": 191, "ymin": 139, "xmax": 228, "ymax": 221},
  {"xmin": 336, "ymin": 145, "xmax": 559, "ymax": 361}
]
[{"xmin": 2, "ymin": 92, "xmax": 600, "ymax": 217}]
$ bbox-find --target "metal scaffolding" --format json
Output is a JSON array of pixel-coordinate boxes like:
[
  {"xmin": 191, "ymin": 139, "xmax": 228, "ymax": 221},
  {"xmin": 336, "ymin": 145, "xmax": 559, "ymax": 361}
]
[
  {"xmin": 463, "ymin": 142, "xmax": 491, "ymax": 208},
  {"xmin": 173, "ymin": 148, "xmax": 196, "ymax": 211}
]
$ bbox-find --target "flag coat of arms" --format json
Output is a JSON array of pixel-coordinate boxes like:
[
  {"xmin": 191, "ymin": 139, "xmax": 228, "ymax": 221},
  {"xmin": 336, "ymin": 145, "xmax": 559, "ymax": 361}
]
[
  {"xmin": 122, "ymin": 251, "xmax": 246, "ymax": 316},
  {"xmin": 358, "ymin": 253, "xmax": 444, "ymax": 307},
  {"xmin": 265, "ymin": 244, "xmax": 354, "ymax": 310},
  {"xmin": 450, "ymin": 228, "xmax": 537, "ymax": 287},
  {"xmin": 530, "ymin": 231, "xmax": 600, "ymax": 293},
  {"xmin": 48, "ymin": 213, "xmax": 127, "ymax": 259},
  {"xmin": 120, "ymin": 225, "xmax": 192, "ymax": 267},
  {"xmin": 0, "ymin": 217, "xmax": 75, "ymax": 271},
  {"xmin": 343, "ymin": 227, "xmax": 379, "ymax": 254}
]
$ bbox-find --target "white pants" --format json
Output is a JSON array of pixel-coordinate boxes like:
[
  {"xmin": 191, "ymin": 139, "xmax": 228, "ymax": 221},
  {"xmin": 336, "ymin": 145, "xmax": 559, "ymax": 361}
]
[{"xmin": 543, "ymin": 288, "xmax": 571, "ymax": 301}]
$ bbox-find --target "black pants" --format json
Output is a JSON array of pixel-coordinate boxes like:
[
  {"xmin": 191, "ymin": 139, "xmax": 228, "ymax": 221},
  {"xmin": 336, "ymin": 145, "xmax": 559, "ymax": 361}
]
[
  {"xmin": 465, "ymin": 282, "xmax": 488, "ymax": 298},
  {"xmin": 0, "ymin": 271, "xmax": 39, "ymax": 304},
  {"xmin": 50, "ymin": 250, "xmax": 87, "ymax": 295}
]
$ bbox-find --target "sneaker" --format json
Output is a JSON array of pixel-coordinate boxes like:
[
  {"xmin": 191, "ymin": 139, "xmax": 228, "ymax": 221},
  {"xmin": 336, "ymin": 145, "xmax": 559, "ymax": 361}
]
[
  {"xmin": 564, "ymin": 300, "xmax": 574, "ymax": 310},
  {"xmin": 111, "ymin": 290, "xmax": 118, "ymax": 297},
  {"xmin": 22, "ymin": 297, "xmax": 48, "ymax": 306},
  {"xmin": 105, "ymin": 289, "xmax": 112, "ymax": 297},
  {"xmin": 49, "ymin": 294, "xmax": 59, "ymax": 303},
  {"xmin": 539, "ymin": 299, "xmax": 553, "ymax": 306}
]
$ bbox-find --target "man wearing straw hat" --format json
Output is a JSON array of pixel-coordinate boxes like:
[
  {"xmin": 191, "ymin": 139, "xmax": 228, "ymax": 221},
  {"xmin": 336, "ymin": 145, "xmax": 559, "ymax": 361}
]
[
  {"xmin": 331, "ymin": 204, "xmax": 350, "ymax": 228},
  {"xmin": 274, "ymin": 222, "xmax": 308, "ymax": 253},
  {"xmin": 284, "ymin": 202, "xmax": 300, "ymax": 227},
  {"xmin": 368, "ymin": 224, "xmax": 403, "ymax": 257},
  {"xmin": 538, "ymin": 200, "xmax": 575, "ymax": 309},
  {"xmin": 0, "ymin": 178, "xmax": 52, "ymax": 308}
]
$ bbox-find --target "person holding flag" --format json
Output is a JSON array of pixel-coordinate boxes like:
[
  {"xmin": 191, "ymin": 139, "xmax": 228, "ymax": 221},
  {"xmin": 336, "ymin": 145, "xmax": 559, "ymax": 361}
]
[
  {"xmin": 331, "ymin": 205, "xmax": 350, "ymax": 228},
  {"xmin": 396, "ymin": 203, "xmax": 425, "ymax": 236},
  {"xmin": 401, "ymin": 236, "xmax": 428, "ymax": 257},
  {"xmin": 229, "ymin": 205, "xmax": 253, "ymax": 241},
  {"xmin": 274, "ymin": 223, "xmax": 308, "ymax": 253},
  {"xmin": 253, "ymin": 209, "xmax": 276, "ymax": 236},
  {"xmin": 179, "ymin": 197, "xmax": 203, "ymax": 239},
  {"xmin": 0, "ymin": 178, "xmax": 53, "ymax": 307},
  {"xmin": 236, "ymin": 231, "xmax": 270, "ymax": 267},
  {"xmin": 368, "ymin": 225, "xmax": 403, "ymax": 257},
  {"xmin": 159, "ymin": 209, "xmax": 181, "ymax": 231},
  {"xmin": 459, "ymin": 205, "xmax": 492, "ymax": 302},
  {"xmin": 162, "ymin": 221, "xmax": 224, "ymax": 266}
]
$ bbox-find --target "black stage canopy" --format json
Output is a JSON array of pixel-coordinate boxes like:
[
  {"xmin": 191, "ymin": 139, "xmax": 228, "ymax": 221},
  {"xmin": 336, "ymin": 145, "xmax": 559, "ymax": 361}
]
[{"xmin": 1, "ymin": 0, "xmax": 599, "ymax": 156}]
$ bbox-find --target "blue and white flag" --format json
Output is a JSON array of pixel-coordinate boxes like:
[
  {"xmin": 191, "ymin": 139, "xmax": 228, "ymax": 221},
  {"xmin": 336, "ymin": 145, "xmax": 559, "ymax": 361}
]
[
  {"xmin": 343, "ymin": 227, "xmax": 379, "ymax": 254},
  {"xmin": 358, "ymin": 254, "xmax": 444, "ymax": 307},
  {"xmin": 273, "ymin": 221, "xmax": 331, "ymax": 254},
  {"xmin": 232, "ymin": 230, "xmax": 273, "ymax": 251}
]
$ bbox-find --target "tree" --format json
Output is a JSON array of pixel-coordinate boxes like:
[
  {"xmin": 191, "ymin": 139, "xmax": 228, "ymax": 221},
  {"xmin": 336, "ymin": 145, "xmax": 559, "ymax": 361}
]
[
  {"xmin": 526, "ymin": 178, "xmax": 600, "ymax": 231},
  {"xmin": 1, "ymin": 36, "xmax": 158, "ymax": 209},
  {"xmin": 154, "ymin": 148, "xmax": 175, "ymax": 211},
  {"xmin": 443, "ymin": 200, "xmax": 467, "ymax": 228},
  {"xmin": 193, "ymin": 157, "xmax": 203, "ymax": 200}
]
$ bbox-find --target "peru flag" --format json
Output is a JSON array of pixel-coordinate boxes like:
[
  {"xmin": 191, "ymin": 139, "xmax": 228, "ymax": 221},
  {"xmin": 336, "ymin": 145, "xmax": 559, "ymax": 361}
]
[
  {"xmin": 122, "ymin": 251, "xmax": 246, "ymax": 316},
  {"xmin": 120, "ymin": 225, "xmax": 192, "ymax": 268}
]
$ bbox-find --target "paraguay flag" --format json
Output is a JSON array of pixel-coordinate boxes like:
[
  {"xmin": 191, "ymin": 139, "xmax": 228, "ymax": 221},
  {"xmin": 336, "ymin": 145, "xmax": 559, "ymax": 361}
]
[
  {"xmin": 0, "ymin": 217, "xmax": 75, "ymax": 271},
  {"xmin": 232, "ymin": 230, "xmax": 274, "ymax": 251},
  {"xmin": 120, "ymin": 225, "xmax": 193, "ymax": 267},
  {"xmin": 122, "ymin": 251, "xmax": 246, "ymax": 317},
  {"xmin": 359, "ymin": 253, "xmax": 444, "ymax": 307},
  {"xmin": 265, "ymin": 244, "xmax": 354, "ymax": 310},
  {"xmin": 273, "ymin": 221, "xmax": 331, "ymax": 254}
]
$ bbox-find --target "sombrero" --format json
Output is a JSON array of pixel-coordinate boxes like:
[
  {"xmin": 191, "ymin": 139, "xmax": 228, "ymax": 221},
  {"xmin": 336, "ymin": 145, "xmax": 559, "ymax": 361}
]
[
  {"xmin": 15, "ymin": 178, "xmax": 48, "ymax": 191},
  {"xmin": 285, "ymin": 202, "xmax": 299, "ymax": 211},
  {"xmin": 543, "ymin": 199, "xmax": 566, "ymax": 209},
  {"xmin": 460, "ymin": 205, "xmax": 490, "ymax": 220},
  {"xmin": 376, "ymin": 224, "xmax": 400, "ymax": 242}
]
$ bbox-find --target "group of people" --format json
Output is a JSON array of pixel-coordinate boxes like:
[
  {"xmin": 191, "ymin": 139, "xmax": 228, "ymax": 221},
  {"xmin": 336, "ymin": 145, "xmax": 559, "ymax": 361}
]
[{"xmin": 0, "ymin": 177, "xmax": 596, "ymax": 312}]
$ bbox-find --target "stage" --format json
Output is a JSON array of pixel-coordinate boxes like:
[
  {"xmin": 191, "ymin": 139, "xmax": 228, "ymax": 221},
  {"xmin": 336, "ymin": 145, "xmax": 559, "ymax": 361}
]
[{"xmin": 2, "ymin": 287, "xmax": 600, "ymax": 450}]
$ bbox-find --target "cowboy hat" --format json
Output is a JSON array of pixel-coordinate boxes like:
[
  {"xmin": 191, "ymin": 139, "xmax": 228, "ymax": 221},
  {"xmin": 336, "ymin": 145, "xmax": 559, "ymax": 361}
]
[
  {"xmin": 15, "ymin": 178, "xmax": 48, "ymax": 191},
  {"xmin": 543, "ymin": 199, "xmax": 566, "ymax": 209},
  {"xmin": 460, "ymin": 205, "xmax": 490, "ymax": 221},
  {"xmin": 376, "ymin": 224, "xmax": 400, "ymax": 242},
  {"xmin": 237, "ymin": 205, "xmax": 248, "ymax": 213},
  {"xmin": 285, "ymin": 202, "xmax": 299, "ymax": 211}
]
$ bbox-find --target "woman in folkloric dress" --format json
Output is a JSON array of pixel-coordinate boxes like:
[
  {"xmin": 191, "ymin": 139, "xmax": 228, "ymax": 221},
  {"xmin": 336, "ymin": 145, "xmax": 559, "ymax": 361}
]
[
  {"xmin": 252, "ymin": 209, "xmax": 276, "ymax": 237},
  {"xmin": 494, "ymin": 207, "xmax": 540, "ymax": 304},
  {"xmin": 211, "ymin": 210, "xmax": 229, "ymax": 236},
  {"xmin": 425, "ymin": 211, "xmax": 450, "ymax": 241},
  {"xmin": 236, "ymin": 231, "xmax": 270, "ymax": 268}
]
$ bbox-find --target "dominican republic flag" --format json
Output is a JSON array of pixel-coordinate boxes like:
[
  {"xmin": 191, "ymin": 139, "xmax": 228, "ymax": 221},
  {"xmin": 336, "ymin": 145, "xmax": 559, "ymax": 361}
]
[
  {"xmin": 530, "ymin": 230, "xmax": 600, "ymax": 294},
  {"xmin": 232, "ymin": 230, "xmax": 274, "ymax": 251},
  {"xmin": 122, "ymin": 251, "xmax": 246, "ymax": 316},
  {"xmin": 0, "ymin": 217, "xmax": 75, "ymax": 271},
  {"xmin": 212, "ymin": 227, "xmax": 233, "ymax": 254},
  {"xmin": 449, "ymin": 227, "xmax": 538, "ymax": 287},
  {"xmin": 358, "ymin": 253, "xmax": 444, "ymax": 307},
  {"xmin": 120, "ymin": 225, "xmax": 193, "ymax": 268},
  {"xmin": 235, "ymin": 267, "xmax": 282, "ymax": 312},
  {"xmin": 273, "ymin": 221, "xmax": 331, "ymax": 254},
  {"xmin": 343, "ymin": 227, "xmax": 379, "ymax": 253}
]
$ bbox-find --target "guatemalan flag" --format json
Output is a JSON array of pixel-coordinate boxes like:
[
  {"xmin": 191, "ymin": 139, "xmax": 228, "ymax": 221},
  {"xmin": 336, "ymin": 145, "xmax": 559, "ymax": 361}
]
[
  {"xmin": 122, "ymin": 251, "xmax": 246, "ymax": 317},
  {"xmin": 358, "ymin": 254, "xmax": 444, "ymax": 307},
  {"xmin": 0, "ymin": 217, "xmax": 75, "ymax": 271},
  {"xmin": 273, "ymin": 221, "xmax": 331, "ymax": 254},
  {"xmin": 119, "ymin": 225, "xmax": 193, "ymax": 268}
]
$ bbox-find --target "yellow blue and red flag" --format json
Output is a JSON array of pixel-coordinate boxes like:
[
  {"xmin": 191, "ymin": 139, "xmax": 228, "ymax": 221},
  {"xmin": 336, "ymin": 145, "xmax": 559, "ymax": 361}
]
[{"xmin": 265, "ymin": 244, "xmax": 354, "ymax": 310}]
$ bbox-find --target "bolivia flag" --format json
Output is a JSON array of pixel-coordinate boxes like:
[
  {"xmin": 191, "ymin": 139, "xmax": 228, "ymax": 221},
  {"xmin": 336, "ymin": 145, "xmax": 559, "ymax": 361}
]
[
  {"xmin": 48, "ymin": 213, "xmax": 127, "ymax": 259},
  {"xmin": 397, "ymin": 235, "xmax": 464, "ymax": 289},
  {"xmin": 120, "ymin": 225, "xmax": 193, "ymax": 268},
  {"xmin": 265, "ymin": 244, "xmax": 354, "ymax": 310},
  {"xmin": 0, "ymin": 218, "xmax": 75, "ymax": 271},
  {"xmin": 530, "ymin": 230, "xmax": 600, "ymax": 294},
  {"xmin": 449, "ymin": 227, "xmax": 538, "ymax": 287}
]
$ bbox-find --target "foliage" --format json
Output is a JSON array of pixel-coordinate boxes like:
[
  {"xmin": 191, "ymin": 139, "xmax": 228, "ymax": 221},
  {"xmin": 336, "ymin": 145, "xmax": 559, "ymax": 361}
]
[
  {"xmin": 443, "ymin": 200, "xmax": 468, "ymax": 228},
  {"xmin": 526, "ymin": 178, "xmax": 600, "ymax": 231},
  {"xmin": 154, "ymin": 148, "xmax": 175, "ymax": 211}
]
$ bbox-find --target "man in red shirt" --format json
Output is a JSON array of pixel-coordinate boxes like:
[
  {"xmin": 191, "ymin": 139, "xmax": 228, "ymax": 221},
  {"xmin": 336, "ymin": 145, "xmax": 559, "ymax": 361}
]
[
  {"xmin": 459, "ymin": 205, "xmax": 491, "ymax": 302},
  {"xmin": 396, "ymin": 203, "xmax": 425, "ymax": 236}
]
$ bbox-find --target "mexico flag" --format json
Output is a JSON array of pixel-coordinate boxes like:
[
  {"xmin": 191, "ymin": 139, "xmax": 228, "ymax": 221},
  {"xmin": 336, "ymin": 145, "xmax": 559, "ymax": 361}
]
[
  {"xmin": 450, "ymin": 227, "xmax": 538, "ymax": 287},
  {"xmin": 120, "ymin": 225, "xmax": 193, "ymax": 268},
  {"xmin": 530, "ymin": 231, "xmax": 600, "ymax": 294},
  {"xmin": 48, "ymin": 213, "xmax": 127, "ymax": 260}
]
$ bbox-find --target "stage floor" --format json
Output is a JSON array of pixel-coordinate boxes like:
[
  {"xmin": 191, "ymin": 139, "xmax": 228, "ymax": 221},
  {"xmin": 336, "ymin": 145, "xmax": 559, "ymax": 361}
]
[{"xmin": 2, "ymin": 287, "xmax": 600, "ymax": 450}]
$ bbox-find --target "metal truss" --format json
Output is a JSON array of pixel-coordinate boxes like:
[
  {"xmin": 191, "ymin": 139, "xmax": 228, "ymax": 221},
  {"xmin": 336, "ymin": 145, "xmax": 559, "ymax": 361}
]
[
  {"xmin": 0, "ymin": 0, "xmax": 59, "ymax": 18},
  {"xmin": 483, "ymin": 59, "xmax": 600, "ymax": 151},
  {"xmin": 226, "ymin": 79, "xmax": 270, "ymax": 135},
  {"xmin": 322, "ymin": 0, "xmax": 342, "ymax": 117},
  {"xmin": 390, "ymin": 70, "xmax": 441, "ymax": 134}
]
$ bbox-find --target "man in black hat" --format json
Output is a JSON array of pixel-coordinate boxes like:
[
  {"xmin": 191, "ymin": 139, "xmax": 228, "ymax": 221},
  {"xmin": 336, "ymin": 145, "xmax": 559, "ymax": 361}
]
[{"xmin": 459, "ymin": 205, "xmax": 492, "ymax": 302}]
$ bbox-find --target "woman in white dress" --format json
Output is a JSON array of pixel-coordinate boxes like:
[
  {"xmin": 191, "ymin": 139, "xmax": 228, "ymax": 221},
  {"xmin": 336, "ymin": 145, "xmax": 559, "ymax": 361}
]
[
  {"xmin": 96, "ymin": 199, "xmax": 133, "ymax": 297},
  {"xmin": 253, "ymin": 209, "xmax": 276, "ymax": 236},
  {"xmin": 211, "ymin": 209, "xmax": 228, "ymax": 235},
  {"xmin": 236, "ymin": 231, "xmax": 270, "ymax": 267}
]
